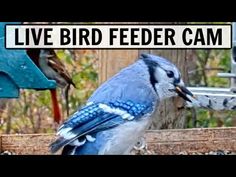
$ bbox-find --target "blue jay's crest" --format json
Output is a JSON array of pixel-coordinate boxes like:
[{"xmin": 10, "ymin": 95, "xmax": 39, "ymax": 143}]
[
  {"xmin": 140, "ymin": 53, "xmax": 181, "ymax": 84},
  {"xmin": 140, "ymin": 53, "xmax": 178, "ymax": 71},
  {"xmin": 50, "ymin": 53, "xmax": 194, "ymax": 155}
]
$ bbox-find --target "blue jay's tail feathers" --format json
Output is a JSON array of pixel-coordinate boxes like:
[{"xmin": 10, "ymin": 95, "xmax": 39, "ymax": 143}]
[
  {"xmin": 61, "ymin": 144, "xmax": 76, "ymax": 155},
  {"xmin": 49, "ymin": 101, "xmax": 151, "ymax": 154},
  {"xmin": 50, "ymin": 137, "xmax": 71, "ymax": 153},
  {"xmin": 50, "ymin": 113, "xmax": 120, "ymax": 153}
]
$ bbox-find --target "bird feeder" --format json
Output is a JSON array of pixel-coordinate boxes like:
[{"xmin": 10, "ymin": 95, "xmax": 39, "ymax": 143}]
[
  {"xmin": 2, "ymin": 127, "xmax": 236, "ymax": 155},
  {"xmin": 0, "ymin": 22, "xmax": 56, "ymax": 98},
  {"xmin": 187, "ymin": 23, "xmax": 236, "ymax": 110}
]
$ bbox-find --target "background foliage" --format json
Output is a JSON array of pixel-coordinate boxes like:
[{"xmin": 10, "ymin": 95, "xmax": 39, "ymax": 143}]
[
  {"xmin": 0, "ymin": 50, "xmax": 98, "ymax": 133},
  {"xmin": 185, "ymin": 21, "xmax": 235, "ymax": 128},
  {"xmin": 186, "ymin": 49, "xmax": 236, "ymax": 128}
]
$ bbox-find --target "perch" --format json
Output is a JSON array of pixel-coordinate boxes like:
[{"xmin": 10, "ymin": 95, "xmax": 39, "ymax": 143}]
[{"xmin": 1, "ymin": 127, "xmax": 236, "ymax": 155}]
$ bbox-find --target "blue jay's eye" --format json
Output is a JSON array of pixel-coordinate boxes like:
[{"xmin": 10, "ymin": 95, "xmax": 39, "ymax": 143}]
[{"xmin": 166, "ymin": 71, "xmax": 174, "ymax": 78}]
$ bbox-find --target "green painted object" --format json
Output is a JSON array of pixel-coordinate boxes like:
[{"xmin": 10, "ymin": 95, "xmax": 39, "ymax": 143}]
[{"xmin": 0, "ymin": 22, "xmax": 56, "ymax": 98}]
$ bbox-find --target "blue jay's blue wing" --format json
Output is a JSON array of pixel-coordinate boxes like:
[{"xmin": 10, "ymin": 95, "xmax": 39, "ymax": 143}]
[
  {"xmin": 50, "ymin": 100, "xmax": 152, "ymax": 153},
  {"xmin": 50, "ymin": 56, "xmax": 159, "ymax": 154},
  {"xmin": 88, "ymin": 61, "xmax": 158, "ymax": 106}
]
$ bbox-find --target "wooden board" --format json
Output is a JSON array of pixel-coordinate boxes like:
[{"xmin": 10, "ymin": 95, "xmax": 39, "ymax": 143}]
[
  {"xmin": 1, "ymin": 127, "xmax": 236, "ymax": 155},
  {"xmin": 143, "ymin": 127, "xmax": 236, "ymax": 155},
  {"xmin": 0, "ymin": 134, "xmax": 59, "ymax": 155}
]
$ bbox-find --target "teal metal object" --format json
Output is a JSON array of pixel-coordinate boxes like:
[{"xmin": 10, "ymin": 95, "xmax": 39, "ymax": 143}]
[{"xmin": 0, "ymin": 22, "xmax": 56, "ymax": 98}]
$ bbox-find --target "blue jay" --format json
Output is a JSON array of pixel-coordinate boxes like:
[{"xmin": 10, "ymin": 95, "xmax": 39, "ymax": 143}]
[{"xmin": 50, "ymin": 53, "xmax": 195, "ymax": 155}]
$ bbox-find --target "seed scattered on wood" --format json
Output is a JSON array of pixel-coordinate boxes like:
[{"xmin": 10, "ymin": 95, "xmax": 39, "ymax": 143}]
[
  {"xmin": 223, "ymin": 98, "xmax": 228, "ymax": 107},
  {"xmin": 178, "ymin": 150, "xmax": 236, "ymax": 155},
  {"xmin": 0, "ymin": 151, "xmax": 15, "ymax": 155}
]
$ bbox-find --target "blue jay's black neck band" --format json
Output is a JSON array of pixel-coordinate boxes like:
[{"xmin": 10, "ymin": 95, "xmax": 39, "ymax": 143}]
[{"xmin": 142, "ymin": 57, "xmax": 158, "ymax": 93}]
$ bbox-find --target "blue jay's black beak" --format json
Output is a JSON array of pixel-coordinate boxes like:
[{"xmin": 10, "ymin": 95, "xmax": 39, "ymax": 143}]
[{"xmin": 175, "ymin": 85, "xmax": 195, "ymax": 103}]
